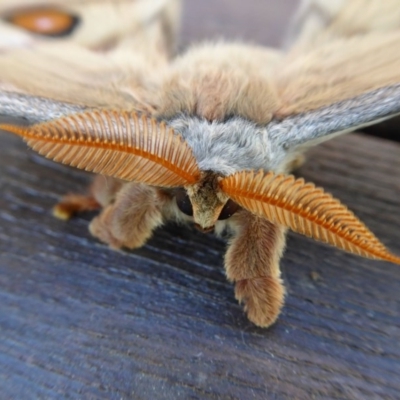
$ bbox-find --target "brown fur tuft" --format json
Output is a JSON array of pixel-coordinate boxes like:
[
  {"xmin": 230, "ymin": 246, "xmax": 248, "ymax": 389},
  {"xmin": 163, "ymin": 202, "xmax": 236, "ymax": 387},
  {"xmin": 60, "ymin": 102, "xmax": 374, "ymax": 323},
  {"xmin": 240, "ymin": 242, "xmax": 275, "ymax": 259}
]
[
  {"xmin": 235, "ymin": 276, "xmax": 285, "ymax": 328},
  {"xmin": 53, "ymin": 194, "xmax": 100, "ymax": 220},
  {"xmin": 89, "ymin": 183, "xmax": 172, "ymax": 249},
  {"xmin": 157, "ymin": 43, "xmax": 281, "ymax": 124},
  {"xmin": 225, "ymin": 210, "xmax": 287, "ymax": 327}
]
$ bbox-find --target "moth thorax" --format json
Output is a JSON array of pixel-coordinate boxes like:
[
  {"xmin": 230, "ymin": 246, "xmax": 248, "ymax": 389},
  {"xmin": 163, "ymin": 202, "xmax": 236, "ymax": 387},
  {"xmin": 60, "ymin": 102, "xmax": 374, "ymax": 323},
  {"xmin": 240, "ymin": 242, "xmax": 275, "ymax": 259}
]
[{"xmin": 186, "ymin": 171, "xmax": 229, "ymax": 231}]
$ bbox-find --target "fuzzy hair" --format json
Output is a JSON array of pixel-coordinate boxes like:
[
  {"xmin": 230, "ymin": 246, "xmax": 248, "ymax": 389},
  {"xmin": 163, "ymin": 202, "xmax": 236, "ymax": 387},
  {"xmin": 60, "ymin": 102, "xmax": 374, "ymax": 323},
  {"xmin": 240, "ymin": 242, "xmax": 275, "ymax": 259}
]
[
  {"xmin": 167, "ymin": 79, "xmax": 400, "ymax": 176},
  {"xmin": 224, "ymin": 210, "xmax": 287, "ymax": 327},
  {"xmin": 168, "ymin": 115, "xmax": 289, "ymax": 176},
  {"xmin": 89, "ymin": 182, "xmax": 171, "ymax": 249},
  {"xmin": 156, "ymin": 42, "xmax": 282, "ymax": 125}
]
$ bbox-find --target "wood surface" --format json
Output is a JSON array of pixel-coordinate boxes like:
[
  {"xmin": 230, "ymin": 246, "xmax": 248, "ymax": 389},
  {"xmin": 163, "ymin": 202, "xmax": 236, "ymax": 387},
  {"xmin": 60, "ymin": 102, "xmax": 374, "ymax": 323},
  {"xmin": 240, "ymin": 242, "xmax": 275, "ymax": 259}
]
[{"xmin": 1, "ymin": 1, "xmax": 400, "ymax": 399}]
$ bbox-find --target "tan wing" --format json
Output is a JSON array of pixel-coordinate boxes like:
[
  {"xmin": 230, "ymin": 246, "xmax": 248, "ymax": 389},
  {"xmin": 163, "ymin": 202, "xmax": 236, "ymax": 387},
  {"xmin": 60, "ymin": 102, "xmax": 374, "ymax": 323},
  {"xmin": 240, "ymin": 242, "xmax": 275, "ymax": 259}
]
[
  {"xmin": 0, "ymin": 0, "xmax": 181, "ymax": 123},
  {"xmin": 0, "ymin": 43, "xmax": 164, "ymax": 122},
  {"xmin": 285, "ymin": 0, "xmax": 400, "ymax": 51},
  {"xmin": 274, "ymin": 1, "xmax": 400, "ymax": 148},
  {"xmin": 276, "ymin": 31, "xmax": 400, "ymax": 118},
  {"xmin": 0, "ymin": 0, "xmax": 181, "ymax": 52}
]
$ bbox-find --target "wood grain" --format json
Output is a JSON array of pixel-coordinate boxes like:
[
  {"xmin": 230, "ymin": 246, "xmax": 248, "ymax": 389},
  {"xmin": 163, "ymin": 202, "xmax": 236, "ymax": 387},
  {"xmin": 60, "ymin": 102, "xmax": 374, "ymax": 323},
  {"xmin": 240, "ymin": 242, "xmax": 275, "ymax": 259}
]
[
  {"xmin": 1, "ymin": 1, "xmax": 400, "ymax": 399},
  {"xmin": 1, "ymin": 123, "xmax": 399, "ymax": 400}
]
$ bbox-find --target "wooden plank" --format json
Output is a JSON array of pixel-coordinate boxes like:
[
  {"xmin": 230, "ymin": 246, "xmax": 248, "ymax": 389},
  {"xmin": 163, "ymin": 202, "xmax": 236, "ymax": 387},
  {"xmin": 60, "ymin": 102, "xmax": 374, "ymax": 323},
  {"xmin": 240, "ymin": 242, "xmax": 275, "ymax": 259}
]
[
  {"xmin": 1, "ymin": 1, "xmax": 400, "ymax": 399},
  {"xmin": 1, "ymin": 124, "xmax": 399, "ymax": 400}
]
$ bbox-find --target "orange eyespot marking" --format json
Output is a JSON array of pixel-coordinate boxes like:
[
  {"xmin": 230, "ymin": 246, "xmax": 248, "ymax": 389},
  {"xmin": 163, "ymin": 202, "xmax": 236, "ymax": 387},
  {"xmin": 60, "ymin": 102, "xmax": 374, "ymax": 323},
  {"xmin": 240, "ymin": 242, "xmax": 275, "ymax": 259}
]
[{"xmin": 7, "ymin": 8, "xmax": 79, "ymax": 37}]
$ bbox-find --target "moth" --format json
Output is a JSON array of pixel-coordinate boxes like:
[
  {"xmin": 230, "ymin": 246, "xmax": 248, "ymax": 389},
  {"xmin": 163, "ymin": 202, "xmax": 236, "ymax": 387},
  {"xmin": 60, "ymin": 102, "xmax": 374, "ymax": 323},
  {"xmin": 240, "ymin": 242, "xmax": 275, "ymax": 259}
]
[{"xmin": 0, "ymin": 0, "xmax": 399, "ymax": 328}]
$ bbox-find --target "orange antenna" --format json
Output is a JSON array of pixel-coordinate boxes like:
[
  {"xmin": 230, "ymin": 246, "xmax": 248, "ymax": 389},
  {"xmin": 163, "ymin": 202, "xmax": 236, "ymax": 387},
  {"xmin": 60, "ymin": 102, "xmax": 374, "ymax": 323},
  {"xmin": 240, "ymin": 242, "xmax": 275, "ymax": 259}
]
[
  {"xmin": 0, "ymin": 110, "xmax": 201, "ymax": 187},
  {"xmin": 221, "ymin": 170, "xmax": 400, "ymax": 264}
]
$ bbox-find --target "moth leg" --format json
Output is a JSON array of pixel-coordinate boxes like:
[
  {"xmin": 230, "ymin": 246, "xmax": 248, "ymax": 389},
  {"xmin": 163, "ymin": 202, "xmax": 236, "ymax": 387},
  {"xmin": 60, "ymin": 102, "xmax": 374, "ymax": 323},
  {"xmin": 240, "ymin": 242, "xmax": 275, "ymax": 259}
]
[
  {"xmin": 89, "ymin": 182, "xmax": 172, "ymax": 249},
  {"xmin": 53, "ymin": 194, "xmax": 100, "ymax": 220},
  {"xmin": 52, "ymin": 176, "xmax": 122, "ymax": 220},
  {"xmin": 225, "ymin": 210, "xmax": 287, "ymax": 328},
  {"xmin": 90, "ymin": 175, "xmax": 124, "ymax": 207}
]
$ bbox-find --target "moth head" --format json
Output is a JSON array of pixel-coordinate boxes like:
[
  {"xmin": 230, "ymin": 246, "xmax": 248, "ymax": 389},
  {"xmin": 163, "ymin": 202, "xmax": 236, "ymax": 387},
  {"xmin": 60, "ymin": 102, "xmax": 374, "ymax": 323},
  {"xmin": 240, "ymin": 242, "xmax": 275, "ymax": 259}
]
[
  {"xmin": 1, "ymin": 109, "xmax": 399, "ymax": 265},
  {"xmin": 179, "ymin": 172, "xmax": 240, "ymax": 232}
]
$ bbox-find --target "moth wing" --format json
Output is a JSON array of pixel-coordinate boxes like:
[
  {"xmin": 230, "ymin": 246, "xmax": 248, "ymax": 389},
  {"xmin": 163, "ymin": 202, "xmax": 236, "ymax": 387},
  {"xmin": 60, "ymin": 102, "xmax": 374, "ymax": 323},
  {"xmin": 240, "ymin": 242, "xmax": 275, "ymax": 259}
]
[
  {"xmin": 0, "ymin": 22, "xmax": 34, "ymax": 51},
  {"xmin": 284, "ymin": 0, "xmax": 400, "ymax": 51},
  {"xmin": 0, "ymin": 0, "xmax": 181, "ymax": 51},
  {"xmin": 272, "ymin": 31, "xmax": 400, "ymax": 149},
  {"xmin": 63, "ymin": 0, "xmax": 180, "ymax": 50},
  {"xmin": 0, "ymin": 43, "xmax": 163, "ymax": 123},
  {"xmin": 0, "ymin": 0, "xmax": 181, "ymax": 122}
]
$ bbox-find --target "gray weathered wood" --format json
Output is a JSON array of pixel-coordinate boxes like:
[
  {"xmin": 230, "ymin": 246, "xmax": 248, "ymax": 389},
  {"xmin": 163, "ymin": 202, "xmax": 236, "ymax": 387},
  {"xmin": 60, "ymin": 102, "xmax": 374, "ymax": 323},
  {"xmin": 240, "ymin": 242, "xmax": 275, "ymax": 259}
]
[{"xmin": 1, "ymin": 123, "xmax": 399, "ymax": 400}]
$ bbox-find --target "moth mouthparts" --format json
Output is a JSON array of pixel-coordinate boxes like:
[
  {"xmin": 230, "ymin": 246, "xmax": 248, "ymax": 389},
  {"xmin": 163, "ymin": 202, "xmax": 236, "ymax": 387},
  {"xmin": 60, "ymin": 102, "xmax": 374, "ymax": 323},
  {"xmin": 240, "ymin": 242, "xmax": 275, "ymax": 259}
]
[{"xmin": 194, "ymin": 224, "xmax": 215, "ymax": 233}]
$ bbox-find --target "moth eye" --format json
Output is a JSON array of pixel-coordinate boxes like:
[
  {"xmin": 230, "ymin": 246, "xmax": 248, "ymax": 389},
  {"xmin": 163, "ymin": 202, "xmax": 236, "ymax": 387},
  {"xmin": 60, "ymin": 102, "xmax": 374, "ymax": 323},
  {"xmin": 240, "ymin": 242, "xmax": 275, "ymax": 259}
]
[
  {"xmin": 6, "ymin": 8, "xmax": 79, "ymax": 37},
  {"xmin": 218, "ymin": 200, "xmax": 240, "ymax": 220},
  {"xmin": 175, "ymin": 189, "xmax": 193, "ymax": 217}
]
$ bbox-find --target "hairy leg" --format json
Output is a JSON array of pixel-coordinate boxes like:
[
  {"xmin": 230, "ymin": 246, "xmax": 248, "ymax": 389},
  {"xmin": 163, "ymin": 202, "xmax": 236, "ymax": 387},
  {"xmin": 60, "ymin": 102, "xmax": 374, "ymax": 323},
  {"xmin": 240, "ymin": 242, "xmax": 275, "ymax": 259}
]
[
  {"xmin": 53, "ymin": 176, "xmax": 123, "ymax": 220},
  {"xmin": 53, "ymin": 194, "xmax": 100, "ymax": 220},
  {"xmin": 225, "ymin": 209, "xmax": 287, "ymax": 327},
  {"xmin": 90, "ymin": 176, "xmax": 124, "ymax": 207},
  {"xmin": 89, "ymin": 182, "xmax": 173, "ymax": 249}
]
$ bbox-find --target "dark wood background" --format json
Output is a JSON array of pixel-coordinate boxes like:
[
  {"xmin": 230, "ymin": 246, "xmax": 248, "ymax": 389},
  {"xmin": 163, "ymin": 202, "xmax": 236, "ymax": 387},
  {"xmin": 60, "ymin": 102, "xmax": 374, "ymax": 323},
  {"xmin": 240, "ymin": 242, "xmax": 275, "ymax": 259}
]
[{"xmin": 1, "ymin": 1, "xmax": 400, "ymax": 399}]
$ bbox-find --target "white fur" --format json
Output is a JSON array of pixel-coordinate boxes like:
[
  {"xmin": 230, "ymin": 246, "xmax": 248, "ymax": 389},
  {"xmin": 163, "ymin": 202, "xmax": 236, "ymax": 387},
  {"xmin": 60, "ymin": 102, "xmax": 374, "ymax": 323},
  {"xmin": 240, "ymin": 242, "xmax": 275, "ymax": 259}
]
[{"xmin": 168, "ymin": 115, "xmax": 289, "ymax": 176}]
